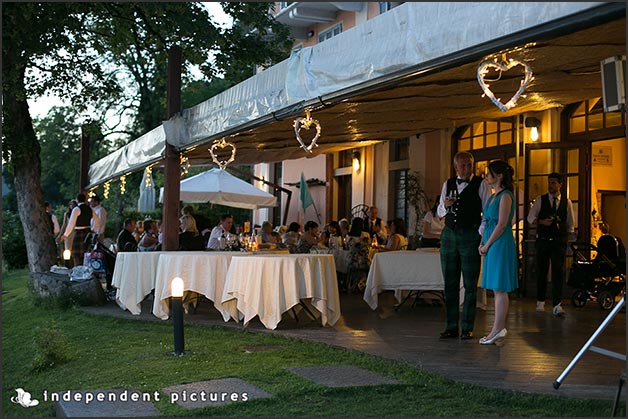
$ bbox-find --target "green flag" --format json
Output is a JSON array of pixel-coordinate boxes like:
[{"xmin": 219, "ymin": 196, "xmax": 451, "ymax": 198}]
[{"xmin": 300, "ymin": 172, "xmax": 314, "ymax": 210}]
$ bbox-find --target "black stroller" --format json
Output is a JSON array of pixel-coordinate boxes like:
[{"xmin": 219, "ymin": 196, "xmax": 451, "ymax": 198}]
[
  {"xmin": 568, "ymin": 240, "xmax": 626, "ymax": 310},
  {"xmin": 85, "ymin": 233, "xmax": 117, "ymax": 300}
]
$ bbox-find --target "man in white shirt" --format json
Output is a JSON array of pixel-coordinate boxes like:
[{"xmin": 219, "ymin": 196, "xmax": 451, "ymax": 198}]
[
  {"xmin": 527, "ymin": 172, "xmax": 575, "ymax": 317},
  {"xmin": 58, "ymin": 193, "xmax": 99, "ymax": 266},
  {"xmin": 89, "ymin": 194, "xmax": 107, "ymax": 240},
  {"xmin": 207, "ymin": 214, "xmax": 233, "ymax": 249}
]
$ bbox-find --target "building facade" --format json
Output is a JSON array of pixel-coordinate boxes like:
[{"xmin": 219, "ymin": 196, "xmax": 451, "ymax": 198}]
[{"xmin": 252, "ymin": 2, "xmax": 626, "ymax": 296}]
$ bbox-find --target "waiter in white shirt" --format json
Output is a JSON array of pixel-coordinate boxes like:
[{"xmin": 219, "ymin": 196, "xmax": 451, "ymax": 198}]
[{"xmin": 527, "ymin": 172, "xmax": 575, "ymax": 317}]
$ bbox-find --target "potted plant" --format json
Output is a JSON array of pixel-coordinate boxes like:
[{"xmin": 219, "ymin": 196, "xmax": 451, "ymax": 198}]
[{"xmin": 403, "ymin": 171, "xmax": 430, "ymax": 250}]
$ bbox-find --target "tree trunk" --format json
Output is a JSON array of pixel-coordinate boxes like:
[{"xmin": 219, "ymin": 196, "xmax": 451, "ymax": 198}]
[{"xmin": 3, "ymin": 75, "xmax": 58, "ymax": 272}]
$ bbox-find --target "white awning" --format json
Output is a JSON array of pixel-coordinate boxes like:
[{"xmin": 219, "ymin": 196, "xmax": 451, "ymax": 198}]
[{"xmin": 87, "ymin": 2, "xmax": 612, "ymax": 188}]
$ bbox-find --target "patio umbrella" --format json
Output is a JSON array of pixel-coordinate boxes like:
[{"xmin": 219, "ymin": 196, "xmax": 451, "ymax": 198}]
[
  {"xmin": 138, "ymin": 169, "xmax": 155, "ymax": 212},
  {"xmin": 159, "ymin": 168, "xmax": 277, "ymax": 210}
]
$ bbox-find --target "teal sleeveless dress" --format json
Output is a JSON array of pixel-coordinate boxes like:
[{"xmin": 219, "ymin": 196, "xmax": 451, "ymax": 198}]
[{"xmin": 481, "ymin": 189, "xmax": 518, "ymax": 292}]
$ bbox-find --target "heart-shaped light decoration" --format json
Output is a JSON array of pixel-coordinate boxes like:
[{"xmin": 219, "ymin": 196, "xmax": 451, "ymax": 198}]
[
  {"xmin": 209, "ymin": 138, "xmax": 236, "ymax": 170},
  {"xmin": 477, "ymin": 56, "xmax": 533, "ymax": 112},
  {"xmin": 293, "ymin": 109, "xmax": 321, "ymax": 153}
]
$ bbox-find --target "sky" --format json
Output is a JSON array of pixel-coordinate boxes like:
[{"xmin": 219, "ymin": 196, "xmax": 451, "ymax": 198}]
[{"xmin": 27, "ymin": 2, "xmax": 232, "ymax": 119}]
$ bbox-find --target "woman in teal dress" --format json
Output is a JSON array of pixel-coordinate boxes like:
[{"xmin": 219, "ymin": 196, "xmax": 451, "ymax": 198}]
[{"xmin": 478, "ymin": 160, "xmax": 517, "ymax": 345}]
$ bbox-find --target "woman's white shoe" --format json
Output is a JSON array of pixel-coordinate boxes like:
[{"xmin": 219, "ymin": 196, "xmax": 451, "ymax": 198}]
[{"xmin": 479, "ymin": 328, "xmax": 507, "ymax": 345}]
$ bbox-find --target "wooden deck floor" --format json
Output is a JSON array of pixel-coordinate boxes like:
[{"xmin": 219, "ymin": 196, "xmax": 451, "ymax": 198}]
[{"xmin": 86, "ymin": 291, "xmax": 626, "ymax": 402}]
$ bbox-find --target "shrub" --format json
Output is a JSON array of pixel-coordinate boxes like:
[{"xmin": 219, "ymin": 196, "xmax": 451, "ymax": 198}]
[
  {"xmin": 31, "ymin": 324, "xmax": 71, "ymax": 372},
  {"xmin": 2, "ymin": 210, "xmax": 28, "ymax": 270}
]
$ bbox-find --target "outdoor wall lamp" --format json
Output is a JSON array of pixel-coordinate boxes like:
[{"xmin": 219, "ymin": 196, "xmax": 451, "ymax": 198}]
[
  {"xmin": 307, "ymin": 30, "xmax": 315, "ymax": 38},
  {"xmin": 171, "ymin": 277, "xmax": 185, "ymax": 356},
  {"xmin": 525, "ymin": 117, "xmax": 541, "ymax": 142},
  {"xmin": 352, "ymin": 150, "xmax": 361, "ymax": 172}
]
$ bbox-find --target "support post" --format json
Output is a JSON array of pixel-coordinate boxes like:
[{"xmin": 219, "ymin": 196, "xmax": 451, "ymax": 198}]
[
  {"xmin": 162, "ymin": 46, "xmax": 182, "ymax": 251},
  {"xmin": 79, "ymin": 124, "xmax": 91, "ymax": 194}
]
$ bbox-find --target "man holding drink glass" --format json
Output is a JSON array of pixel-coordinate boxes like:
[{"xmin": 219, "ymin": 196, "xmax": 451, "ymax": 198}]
[{"xmin": 437, "ymin": 152, "xmax": 491, "ymax": 340}]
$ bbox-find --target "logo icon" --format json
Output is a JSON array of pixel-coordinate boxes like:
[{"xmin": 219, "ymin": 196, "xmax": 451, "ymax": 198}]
[{"xmin": 11, "ymin": 388, "xmax": 39, "ymax": 408}]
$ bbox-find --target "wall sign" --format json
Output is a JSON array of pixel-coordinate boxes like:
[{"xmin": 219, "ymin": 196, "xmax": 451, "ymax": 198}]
[{"xmin": 592, "ymin": 145, "xmax": 612, "ymax": 165}]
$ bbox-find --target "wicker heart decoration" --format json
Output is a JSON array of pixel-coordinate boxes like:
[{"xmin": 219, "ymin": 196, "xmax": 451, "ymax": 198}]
[
  {"xmin": 477, "ymin": 58, "xmax": 533, "ymax": 112},
  {"xmin": 293, "ymin": 110, "xmax": 321, "ymax": 153},
  {"xmin": 209, "ymin": 138, "xmax": 236, "ymax": 170}
]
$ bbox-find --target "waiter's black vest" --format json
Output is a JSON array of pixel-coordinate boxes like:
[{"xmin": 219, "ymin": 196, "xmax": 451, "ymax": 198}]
[
  {"xmin": 444, "ymin": 176, "xmax": 483, "ymax": 229},
  {"xmin": 76, "ymin": 203, "xmax": 92, "ymax": 228},
  {"xmin": 536, "ymin": 194, "xmax": 567, "ymax": 239}
]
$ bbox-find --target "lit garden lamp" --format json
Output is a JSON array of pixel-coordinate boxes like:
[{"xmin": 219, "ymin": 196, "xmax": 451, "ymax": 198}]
[
  {"xmin": 63, "ymin": 249, "xmax": 72, "ymax": 269},
  {"xmin": 170, "ymin": 277, "xmax": 186, "ymax": 356}
]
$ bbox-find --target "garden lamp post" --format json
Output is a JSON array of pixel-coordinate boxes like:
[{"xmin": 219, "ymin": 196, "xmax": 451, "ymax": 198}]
[{"xmin": 171, "ymin": 277, "xmax": 185, "ymax": 355}]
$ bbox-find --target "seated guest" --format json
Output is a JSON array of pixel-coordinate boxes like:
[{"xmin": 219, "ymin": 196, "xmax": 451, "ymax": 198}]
[
  {"xmin": 295, "ymin": 220, "xmax": 320, "ymax": 254},
  {"xmin": 346, "ymin": 217, "xmax": 371, "ymax": 292},
  {"xmin": 116, "ymin": 218, "xmax": 137, "ymax": 252},
  {"xmin": 282, "ymin": 222, "xmax": 301, "ymax": 253},
  {"xmin": 421, "ymin": 196, "xmax": 444, "ymax": 248},
  {"xmin": 133, "ymin": 219, "xmax": 144, "ymax": 243},
  {"xmin": 338, "ymin": 218, "xmax": 350, "ymax": 248},
  {"xmin": 207, "ymin": 214, "xmax": 233, "ymax": 249},
  {"xmin": 178, "ymin": 215, "xmax": 205, "ymax": 251},
  {"xmin": 156, "ymin": 219, "xmax": 163, "ymax": 249},
  {"xmin": 182, "ymin": 205, "xmax": 212, "ymax": 241},
  {"xmin": 258, "ymin": 221, "xmax": 278, "ymax": 244},
  {"xmin": 383, "ymin": 218, "xmax": 408, "ymax": 251},
  {"xmin": 138, "ymin": 219, "xmax": 159, "ymax": 251}
]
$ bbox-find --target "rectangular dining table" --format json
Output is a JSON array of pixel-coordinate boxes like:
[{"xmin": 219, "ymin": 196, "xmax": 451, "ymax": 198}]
[
  {"xmin": 221, "ymin": 254, "xmax": 341, "ymax": 330},
  {"xmin": 363, "ymin": 249, "xmax": 447, "ymax": 310}
]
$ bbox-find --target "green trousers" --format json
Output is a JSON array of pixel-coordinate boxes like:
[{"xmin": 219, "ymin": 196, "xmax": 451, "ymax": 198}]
[{"xmin": 440, "ymin": 225, "xmax": 481, "ymax": 333}]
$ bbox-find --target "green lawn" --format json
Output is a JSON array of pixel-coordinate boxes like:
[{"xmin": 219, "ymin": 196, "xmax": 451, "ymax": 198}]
[{"xmin": 2, "ymin": 269, "xmax": 622, "ymax": 417}]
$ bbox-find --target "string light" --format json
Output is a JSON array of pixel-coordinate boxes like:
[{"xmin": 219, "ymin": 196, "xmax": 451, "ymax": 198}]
[
  {"xmin": 180, "ymin": 155, "xmax": 190, "ymax": 175},
  {"xmin": 103, "ymin": 181, "xmax": 111, "ymax": 199},
  {"xmin": 293, "ymin": 109, "xmax": 321, "ymax": 153},
  {"xmin": 88, "ymin": 189, "xmax": 96, "ymax": 198},
  {"xmin": 209, "ymin": 138, "xmax": 236, "ymax": 170},
  {"xmin": 477, "ymin": 53, "xmax": 533, "ymax": 112},
  {"xmin": 120, "ymin": 175, "xmax": 126, "ymax": 195},
  {"xmin": 144, "ymin": 166, "xmax": 153, "ymax": 188}
]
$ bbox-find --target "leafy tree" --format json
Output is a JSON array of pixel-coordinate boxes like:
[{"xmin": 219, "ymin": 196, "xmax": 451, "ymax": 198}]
[
  {"xmin": 87, "ymin": 2, "xmax": 292, "ymax": 137},
  {"xmin": 2, "ymin": 2, "xmax": 292, "ymax": 272},
  {"xmin": 2, "ymin": 3, "xmax": 120, "ymax": 272}
]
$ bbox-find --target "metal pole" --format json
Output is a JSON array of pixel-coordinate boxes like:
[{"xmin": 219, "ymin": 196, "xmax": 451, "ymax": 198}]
[
  {"xmin": 171, "ymin": 296, "xmax": 185, "ymax": 355},
  {"xmin": 553, "ymin": 296, "xmax": 625, "ymax": 388}
]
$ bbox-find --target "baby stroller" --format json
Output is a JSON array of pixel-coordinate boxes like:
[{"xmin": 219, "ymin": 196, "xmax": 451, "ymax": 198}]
[
  {"xmin": 568, "ymin": 241, "xmax": 626, "ymax": 310},
  {"xmin": 85, "ymin": 233, "xmax": 117, "ymax": 301}
]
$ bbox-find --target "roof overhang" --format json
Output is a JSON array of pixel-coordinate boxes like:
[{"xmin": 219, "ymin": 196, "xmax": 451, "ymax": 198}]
[{"xmin": 87, "ymin": 2, "xmax": 626, "ymax": 189}]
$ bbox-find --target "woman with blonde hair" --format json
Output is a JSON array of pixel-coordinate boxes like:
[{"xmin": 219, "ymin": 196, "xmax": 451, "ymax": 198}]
[{"xmin": 179, "ymin": 214, "xmax": 204, "ymax": 251}]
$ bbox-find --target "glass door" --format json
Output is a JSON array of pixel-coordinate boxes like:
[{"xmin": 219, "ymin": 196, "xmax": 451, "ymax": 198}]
[{"xmin": 522, "ymin": 142, "xmax": 587, "ymax": 297}]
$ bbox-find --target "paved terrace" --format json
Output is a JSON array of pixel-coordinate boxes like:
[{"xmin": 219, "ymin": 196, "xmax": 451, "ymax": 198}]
[{"xmin": 83, "ymin": 291, "xmax": 626, "ymax": 402}]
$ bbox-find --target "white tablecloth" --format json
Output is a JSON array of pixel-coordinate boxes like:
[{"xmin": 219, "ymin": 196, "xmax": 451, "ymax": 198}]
[
  {"xmin": 152, "ymin": 252, "xmax": 238, "ymax": 320},
  {"xmin": 221, "ymin": 254, "xmax": 341, "ymax": 330},
  {"xmin": 310, "ymin": 247, "xmax": 351, "ymax": 274},
  {"xmin": 112, "ymin": 251, "xmax": 169, "ymax": 314},
  {"xmin": 364, "ymin": 249, "xmax": 446, "ymax": 310}
]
